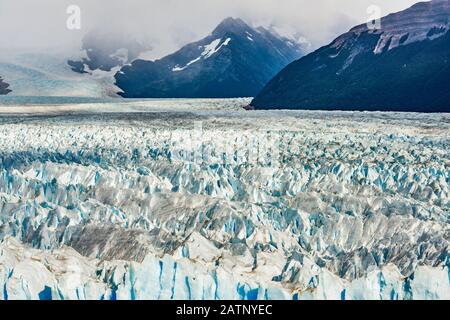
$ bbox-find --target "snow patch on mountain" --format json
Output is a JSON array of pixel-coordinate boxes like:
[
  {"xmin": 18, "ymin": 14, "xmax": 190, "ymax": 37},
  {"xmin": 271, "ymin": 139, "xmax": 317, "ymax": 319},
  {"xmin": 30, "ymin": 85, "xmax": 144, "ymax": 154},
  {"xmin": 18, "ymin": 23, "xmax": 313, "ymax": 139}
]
[
  {"xmin": 172, "ymin": 38, "xmax": 232, "ymax": 72},
  {"xmin": 332, "ymin": 0, "xmax": 450, "ymax": 55},
  {"xmin": 203, "ymin": 38, "xmax": 223, "ymax": 58},
  {"xmin": 172, "ymin": 57, "xmax": 201, "ymax": 72},
  {"xmin": 200, "ymin": 37, "xmax": 231, "ymax": 59}
]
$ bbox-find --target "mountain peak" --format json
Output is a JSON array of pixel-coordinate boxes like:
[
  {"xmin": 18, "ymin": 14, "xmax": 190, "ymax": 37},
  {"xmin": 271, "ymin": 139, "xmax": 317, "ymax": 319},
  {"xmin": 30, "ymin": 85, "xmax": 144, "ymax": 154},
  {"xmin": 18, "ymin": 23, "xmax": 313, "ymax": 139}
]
[
  {"xmin": 213, "ymin": 17, "xmax": 252, "ymax": 35},
  {"xmin": 115, "ymin": 17, "xmax": 304, "ymax": 98}
]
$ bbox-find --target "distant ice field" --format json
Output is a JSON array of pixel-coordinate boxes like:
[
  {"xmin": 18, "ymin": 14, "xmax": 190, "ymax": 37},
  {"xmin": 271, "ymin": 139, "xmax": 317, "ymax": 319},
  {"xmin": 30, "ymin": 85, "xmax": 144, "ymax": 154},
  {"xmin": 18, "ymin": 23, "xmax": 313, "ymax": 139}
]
[
  {"xmin": 0, "ymin": 98, "xmax": 448, "ymax": 300},
  {"xmin": 0, "ymin": 96, "xmax": 448, "ymax": 125}
]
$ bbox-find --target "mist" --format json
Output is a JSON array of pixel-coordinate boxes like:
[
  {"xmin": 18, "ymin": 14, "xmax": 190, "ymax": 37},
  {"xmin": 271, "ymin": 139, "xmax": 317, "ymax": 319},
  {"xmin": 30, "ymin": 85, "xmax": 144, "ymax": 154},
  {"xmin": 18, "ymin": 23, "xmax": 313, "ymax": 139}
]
[{"xmin": 0, "ymin": 0, "xmax": 424, "ymax": 58}]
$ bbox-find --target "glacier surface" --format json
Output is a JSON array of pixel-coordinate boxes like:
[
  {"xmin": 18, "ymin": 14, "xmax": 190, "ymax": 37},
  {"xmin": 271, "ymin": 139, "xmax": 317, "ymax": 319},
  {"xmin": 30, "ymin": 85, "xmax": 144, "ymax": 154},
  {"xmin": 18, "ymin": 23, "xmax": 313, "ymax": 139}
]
[
  {"xmin": 0, "ymin": 50, "xmax": 121, "ymax": 98},
  {"xmin": 0, "ymin": 99, "xmax": 448, "ymax": 300}
]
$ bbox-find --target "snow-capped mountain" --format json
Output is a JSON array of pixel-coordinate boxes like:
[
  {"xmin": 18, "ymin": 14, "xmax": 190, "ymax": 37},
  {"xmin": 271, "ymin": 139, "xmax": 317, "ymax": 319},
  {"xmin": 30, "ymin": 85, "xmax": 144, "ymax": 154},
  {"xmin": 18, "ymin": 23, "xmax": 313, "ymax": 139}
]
[
  {"xmin": 252, "ymin": 0, "xmax": 450, "ymax": 112},
  {"xmin": 0, "ymin": 76, "xmax": 10, "ymax": 95},
  {"xmin": 115, "ymin": 18, "xmax": 305, "ymax": 98},
  {"xmin": 68, "ymin": 29, "xmax": 151, "ymax": 74}
]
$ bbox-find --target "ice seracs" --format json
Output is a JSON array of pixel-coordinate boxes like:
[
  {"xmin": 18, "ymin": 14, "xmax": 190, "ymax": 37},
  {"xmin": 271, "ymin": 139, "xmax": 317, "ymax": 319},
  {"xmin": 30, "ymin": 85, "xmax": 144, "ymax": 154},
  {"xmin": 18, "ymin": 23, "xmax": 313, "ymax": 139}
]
[{"xmin": 0, "ymin": 102, "xmax": 448, "ymax": 300}]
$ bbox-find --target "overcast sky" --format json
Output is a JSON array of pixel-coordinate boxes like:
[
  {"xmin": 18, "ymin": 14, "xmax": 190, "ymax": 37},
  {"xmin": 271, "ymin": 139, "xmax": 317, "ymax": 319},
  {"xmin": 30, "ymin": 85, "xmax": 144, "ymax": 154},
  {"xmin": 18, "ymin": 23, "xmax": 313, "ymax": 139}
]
[{"xmin": 0, "ymin": 0, "xmax": 424, "ymax": 57}]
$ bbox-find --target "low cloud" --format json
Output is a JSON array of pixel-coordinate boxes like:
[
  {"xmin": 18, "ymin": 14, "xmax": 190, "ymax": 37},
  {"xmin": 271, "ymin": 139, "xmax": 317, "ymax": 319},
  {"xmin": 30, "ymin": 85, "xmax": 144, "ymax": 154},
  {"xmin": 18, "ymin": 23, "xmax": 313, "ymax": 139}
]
[{"xmin": 0, "ymin": 0, "xmax": 423, "ymax": 56}]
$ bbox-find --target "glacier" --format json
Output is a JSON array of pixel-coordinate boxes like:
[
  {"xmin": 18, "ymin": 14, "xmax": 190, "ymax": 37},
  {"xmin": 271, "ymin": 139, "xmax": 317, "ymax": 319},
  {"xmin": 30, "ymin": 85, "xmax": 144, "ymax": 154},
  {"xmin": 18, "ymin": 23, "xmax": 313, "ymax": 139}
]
[
  {"xmin": 0, "ymin": 50, "xmax": 121, "ymax": 98},
  {"xmin": 0, "ymin": 98, "xmax": 448, "ymax": 300}
]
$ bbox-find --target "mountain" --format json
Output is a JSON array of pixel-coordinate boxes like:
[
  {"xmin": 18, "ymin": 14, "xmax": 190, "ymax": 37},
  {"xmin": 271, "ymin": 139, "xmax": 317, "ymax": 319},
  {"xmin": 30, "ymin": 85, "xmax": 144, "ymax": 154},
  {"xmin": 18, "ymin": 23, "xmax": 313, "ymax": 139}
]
[
  {"xmin": 0, "ymin": 76, "xmax": 11, "ymax": 95},
  {"xmin": 0, "ymin": 28, "xmax": 149, "ymax": 98},
  {"xmin": 68, "ymin": 29, "xmax": 151, "ymax": 74},
  {"xmin": 115, "ymin": 18, "xmax": 305, "ymax": 98},
  {"xmin": 251, "ymin": 0, "xmax": 450, "ymax": 112}
]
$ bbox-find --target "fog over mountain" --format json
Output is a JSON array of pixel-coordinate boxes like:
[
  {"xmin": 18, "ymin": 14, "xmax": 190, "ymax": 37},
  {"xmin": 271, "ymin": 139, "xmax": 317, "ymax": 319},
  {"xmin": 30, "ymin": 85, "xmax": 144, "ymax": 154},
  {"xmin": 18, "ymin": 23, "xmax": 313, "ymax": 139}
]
[
  {"xmin": 115, "ymin": 18, "xmax": 305, "ymax": 98},
  {"xmin": 0, "ymin": 0, "xmax": 422, "ymax": 58}
]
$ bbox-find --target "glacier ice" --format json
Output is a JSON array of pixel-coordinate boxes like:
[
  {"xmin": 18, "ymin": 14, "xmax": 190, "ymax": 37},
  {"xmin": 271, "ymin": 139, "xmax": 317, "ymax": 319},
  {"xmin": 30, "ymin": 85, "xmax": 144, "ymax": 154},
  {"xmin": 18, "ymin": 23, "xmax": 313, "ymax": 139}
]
[
  {"xmin": 0, "ymin": 100, "xmax": 448, "ymax": 300},
  {"xmin": 0, "ymin": 50, "xmax": 121, "ymax": 98}
]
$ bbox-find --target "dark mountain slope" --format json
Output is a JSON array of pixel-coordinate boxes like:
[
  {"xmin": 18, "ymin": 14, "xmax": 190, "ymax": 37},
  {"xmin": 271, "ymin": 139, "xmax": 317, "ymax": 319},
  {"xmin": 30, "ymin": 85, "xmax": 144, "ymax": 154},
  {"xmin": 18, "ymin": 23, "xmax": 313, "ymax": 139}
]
[
  {"xmin": 0, "ymin": 76, "xmax": 11, "ymax": 95},
  {"xmin": 251, "ymin": 0, "xmax": 450, "ymax": 112},
  {"xmin": 115, "ymin": 18, "xmax": 305, "ymax": 98}
]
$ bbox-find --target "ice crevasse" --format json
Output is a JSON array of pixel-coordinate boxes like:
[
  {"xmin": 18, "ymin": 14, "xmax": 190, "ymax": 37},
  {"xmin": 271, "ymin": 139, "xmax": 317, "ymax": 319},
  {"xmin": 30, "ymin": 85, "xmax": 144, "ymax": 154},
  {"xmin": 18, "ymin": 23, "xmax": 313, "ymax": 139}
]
[{"xmin": 0, "ymin": 110, "xmax": 448, "ymax": 300}]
